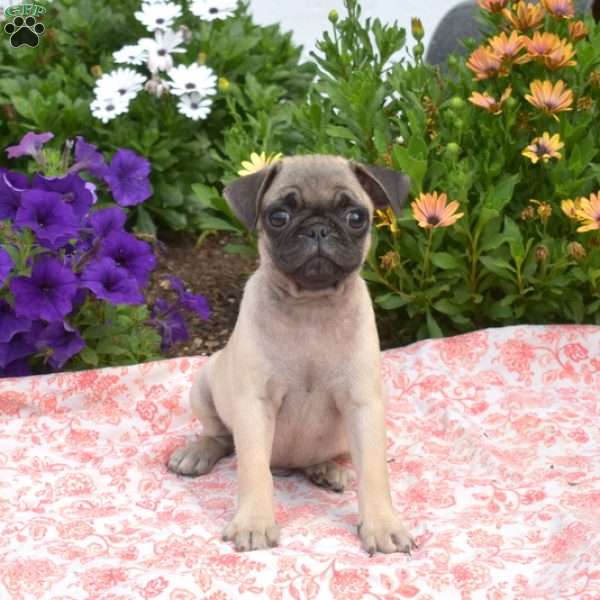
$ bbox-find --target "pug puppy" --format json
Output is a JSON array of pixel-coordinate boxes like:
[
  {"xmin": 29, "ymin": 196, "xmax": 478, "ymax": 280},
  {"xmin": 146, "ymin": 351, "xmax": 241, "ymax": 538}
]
[{"xmin": 167, "ymin": 155, "xmax": 416, "ymax": 555}]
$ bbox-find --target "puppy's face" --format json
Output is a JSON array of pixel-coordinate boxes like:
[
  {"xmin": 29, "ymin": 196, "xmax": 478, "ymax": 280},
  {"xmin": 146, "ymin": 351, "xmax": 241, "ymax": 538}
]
[
  {"xmin": 259, "ymin": 157, "xmax": 372, "ymax": 290},
  {"xmin": 224, "ymin": 155, "xmax": 410, "ymax": 291}
]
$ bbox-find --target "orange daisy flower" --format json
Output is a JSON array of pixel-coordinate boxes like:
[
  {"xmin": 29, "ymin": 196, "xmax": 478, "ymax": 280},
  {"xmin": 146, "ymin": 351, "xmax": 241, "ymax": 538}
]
[
  {"xmin": 524, "ymin": 80, "xmax": 573, "ymax": 119},
  {"xmin": 502, "ymin": 2, "xmax": 545, "ymax": 30},
  {"xmin": 466, "ymin": 47, "xmax": 505, "ymax": 80},
  {"xmin": 525, "ymin": 32, "xmax": 562, "ymax": 57},
  {"xmin": 521, "ymin": 132, "xmax": 564, "ymax": 163},
  {"xmin": 411, "ymin": 192, "xmax": 464, "ymax": 229},
  {"xmin": 575, "ymin": 192, "xmax": 600, "ymax": 232},
  {"xmin": 568, "ymin": 20, "xmax": 589, "ymax": 41},
  {"xmin": 561, "ymin": 197, "xmax": 584, "ymax": 219},
  {"xmin": 544, "ymin": 41, "xmax": 577, "ymax": 69},
  {"xmin": 477, "ymin": 0, "xmax": 510, "ymax": 12},
  {"xmin": 469, "ymin": 86, "xmax": 512, "ymax": 114},
  {"xmin": 488, "ymin": 31, "xmax": 529, "ymax": 64},
  {"xmin": 542, "ymin": 0, "xmax": 575, "ymax": 18}
]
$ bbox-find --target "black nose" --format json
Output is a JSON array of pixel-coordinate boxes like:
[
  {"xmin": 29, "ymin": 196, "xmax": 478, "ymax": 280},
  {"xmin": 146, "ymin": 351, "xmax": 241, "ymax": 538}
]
[{"xmin": 305, "ymin": 224, "xmax": 331, "ymax": 239}]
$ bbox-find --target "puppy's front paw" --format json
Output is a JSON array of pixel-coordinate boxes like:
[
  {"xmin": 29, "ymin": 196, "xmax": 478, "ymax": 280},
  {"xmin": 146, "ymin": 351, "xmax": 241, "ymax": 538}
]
[
  {"xmin": 358, "ymin": 512, "xmax": 417, "ymax": 556},
  {"xmin": 222, "ymin": 512, "xmax": 280, "ymax": 551}
]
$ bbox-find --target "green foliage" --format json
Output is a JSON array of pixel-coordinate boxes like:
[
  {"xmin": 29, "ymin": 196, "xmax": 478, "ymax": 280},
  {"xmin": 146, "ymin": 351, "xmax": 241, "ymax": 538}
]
[
  {"xmin": 0, "ymin": 0, "xmax": 314, "ymax": 234},
  {"xmin": 215, "ymin": 0, "xmax": 600, "ymax": 343}
]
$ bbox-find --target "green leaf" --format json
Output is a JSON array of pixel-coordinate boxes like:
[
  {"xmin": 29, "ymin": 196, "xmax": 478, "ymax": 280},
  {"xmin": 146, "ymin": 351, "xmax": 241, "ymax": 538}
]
[
  {"xmin": 432, "ymin": 298, "xmax": 460, "ymax": 315},
  {"xmin": 482, "ymin": 174, "xmax": 520, "ymax": 212},
  {"xmin": 375, "ymin": 293, "xmax": 409, "ymax": 310},
  {"xmin": 325, "ymin": 125, "xmax": 358, "ymax": 141},
  {"xmin": 79, "ymin": 346, "xmax": 98, "ymax": 367},
  {"xmin": 197, "ymin": 215, "xmax": 242, "ymax": 233},
  {"xmin": 480, "ymin": 256, "xmax": 516, "ymax": 280},
  {"xmin": 426, "ymin": 309, "xmax": 444, "ymax": 338},
  {"xmin": 391, "ymin": 146, "xmax": 427, "ymax": 194},
  {"xmin": 223, "ymin": 243, "xmax": 257, "ymax": 257},
  {"xmin": 431, "ymin": 252, "xmax": 463, "ymax": 270},
  {"xmin": 134, "ymin": 207, "xmax": 157, "ymax": 236}
]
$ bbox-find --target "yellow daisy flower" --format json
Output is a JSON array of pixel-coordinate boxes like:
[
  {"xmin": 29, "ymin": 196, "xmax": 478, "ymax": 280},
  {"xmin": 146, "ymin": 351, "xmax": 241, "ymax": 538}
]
[
  {"xmin": 575, "ymin": 192, "xmax": 600, "ymax": 232},
  {"xmin": 374, "ymin": 207, "xmax": 399, "ymax": 233},
  {"xmin": 561, "ymin": 198, "xmax": 584, "ymax": 219},
  {"xmin": 238, "ymin": 151, "xmax": 283, "ymax": 177},
  {"xmin": 477, "ymin": 0, "xmax": 510, "ymax": 13},
  {"xmin": 522, "ymin": 132, "xmax": 564, "ymax": 163},
  {"xmin": 466, "ymin": 46, "xmax": 505, "ymax": 80}
]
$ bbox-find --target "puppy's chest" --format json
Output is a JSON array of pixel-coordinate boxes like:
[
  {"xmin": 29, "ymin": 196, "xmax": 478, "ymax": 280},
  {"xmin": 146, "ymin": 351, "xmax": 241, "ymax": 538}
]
[{"xmin": 268, "ymin": 361, "xmax": 348, "ymax": 467}]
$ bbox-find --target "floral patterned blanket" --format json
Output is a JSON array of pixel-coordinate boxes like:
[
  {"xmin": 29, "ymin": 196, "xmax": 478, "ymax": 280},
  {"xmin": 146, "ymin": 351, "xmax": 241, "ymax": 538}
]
[{"xmin": 1, "ymin": 324, "xmax": 599, "ymax": 599}]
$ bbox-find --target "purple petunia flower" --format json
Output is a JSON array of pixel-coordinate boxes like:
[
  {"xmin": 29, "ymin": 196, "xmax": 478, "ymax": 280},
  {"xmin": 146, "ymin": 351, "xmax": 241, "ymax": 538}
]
[
  {"xmin": 15, "ymin": 189, "xmax": 80, "ymax": 250},
  {"xmin": 151, "ymin": 298, "xmax": 189, "ymax": 350},
  {"xmin": 35, "ymin": 321, "xmax": 85, "ymax": 369},
  {"xmin": 5, "ymin": 132, "xmax": 54, "ymax": 160},
  {"xmin": 167, "ymin": 275, "xmax": 211, "ymax": 320},
  {"xmin": 99, "ymin": 231, "xmax": 156, "ymax": 285},
  {"xmin": 81, "ymin": 257, "xmax": 144, "ymax": 305},
  {"xmin": 0, "ymin": 171, "xmax": 28, "ymax": 221},
  {"xmin": 104, "ymin": 149, "xmax": 152, "ymax": 206},
  {"xmin": 90, "ymin": 206, "xmax": 127, "ymax": 239},
  {"xmin": 70, "ymin": 136, "xmax": 108, "ymax": 179},
  {"xmin": 0, "ymin": 357, "xmax": 31, "ymax": 377},
  {"xmin": 0, "ymin": 332, "xmax": 35, "ymax": 369},
  {"xmin": 10, "ymin": 256, "xmax": 78, "ymax": 322},
  {"xmin": 0, "ymin": 300, "xmax": 31, "ymax": 343},
  {"xmin": 32, "ymin": 173, "xmax": 96, "ymax": 219},
  {"xmin": 0, "ymin": 248, "xmax": 14, "ymax": 286}
]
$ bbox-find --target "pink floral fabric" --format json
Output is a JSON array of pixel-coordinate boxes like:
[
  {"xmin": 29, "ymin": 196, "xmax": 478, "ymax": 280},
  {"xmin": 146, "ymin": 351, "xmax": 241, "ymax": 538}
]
[{"xmin": 1, "ymin": 324, "xmax": 600, "ymax": 599}]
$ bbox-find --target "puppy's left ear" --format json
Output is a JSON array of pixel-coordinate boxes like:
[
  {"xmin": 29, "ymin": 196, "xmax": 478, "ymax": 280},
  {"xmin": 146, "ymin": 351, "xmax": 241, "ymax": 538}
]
[
  {"xmin": 352, "ymin": 162, "xmax": 411, "ymax": 217},
  {"xmin": 223, "ymin": 162, "xmax": 281, "ymax": 231}
]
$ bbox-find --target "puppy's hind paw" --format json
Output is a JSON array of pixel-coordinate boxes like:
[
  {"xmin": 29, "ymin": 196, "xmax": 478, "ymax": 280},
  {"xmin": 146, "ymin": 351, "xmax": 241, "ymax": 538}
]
[
  {"xmin": 303, "ymin": 460, "xmax": 354, "ymax": 493},
  {"xmin": 167, "ymin": 436, "xmax": 232, "ymax": 476}
]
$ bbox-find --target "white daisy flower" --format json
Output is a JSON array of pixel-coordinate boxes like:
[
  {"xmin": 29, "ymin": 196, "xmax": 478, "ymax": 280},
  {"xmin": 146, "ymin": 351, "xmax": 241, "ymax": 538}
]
[
  {"xmin": 113, "ymin": 44, "xmax": 149, "ymax": 66},
  {"xmin": 135, "ymin": 2, "xmax": 182, "ymax": 32},
  {"xmin": 90, "ymin": 95, "xmax": 130, "ymax": 123},
  {"xmin": 142, "ymin": 0, "xmax": 171, "ymax": 4},
  {"xmin": 94, "ymin": 68, "xmax": 147, "ymax": 102},
  {"xmin": 190, "ymin": 0, "xmax": 237, "ymax": 21},
  {"xmin": 177, "ymin": 93, "xmax": 213, "ymax": 120},
  {"xmin": 166, "ymin": 64, "xmax": 217, "ymax": 97},
  {"xmin": 139, "ymin": 28, "xmax": 185, "ymax": 73}
]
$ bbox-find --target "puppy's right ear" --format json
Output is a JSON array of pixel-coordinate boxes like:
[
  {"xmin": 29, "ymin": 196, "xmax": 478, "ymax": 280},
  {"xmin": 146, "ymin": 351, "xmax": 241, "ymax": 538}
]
[{"xmin": 223, "ymin": 163, "xmax": 281, "ymax": 231}]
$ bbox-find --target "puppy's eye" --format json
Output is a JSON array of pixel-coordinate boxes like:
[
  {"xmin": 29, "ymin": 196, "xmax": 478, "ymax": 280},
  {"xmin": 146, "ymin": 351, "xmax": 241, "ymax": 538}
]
[
  {"xmin": 268, "ymin": 209, "xmax": 290, "ymax": 228},
  {"xmin": 347, "ymin": 209, "xmax": 367, "ymax": 229}
]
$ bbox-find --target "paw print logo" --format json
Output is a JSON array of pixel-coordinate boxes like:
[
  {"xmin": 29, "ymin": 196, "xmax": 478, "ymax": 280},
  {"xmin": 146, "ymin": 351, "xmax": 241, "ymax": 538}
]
[{"xmin": 4, "ymin": 15, "xmax": 45, "ymax": 48}]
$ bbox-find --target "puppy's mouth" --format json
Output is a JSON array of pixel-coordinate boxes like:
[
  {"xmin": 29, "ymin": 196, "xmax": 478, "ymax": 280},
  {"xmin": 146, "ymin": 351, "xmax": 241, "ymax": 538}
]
[{"xmin": 293, "ymin": 256, "xmax": 343, "ymax": 290}]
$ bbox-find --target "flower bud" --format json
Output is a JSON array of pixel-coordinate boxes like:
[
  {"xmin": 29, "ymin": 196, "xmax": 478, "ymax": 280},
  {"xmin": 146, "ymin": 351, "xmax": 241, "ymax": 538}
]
[
  {"xmin": 505, "ymin": 96, "xmax": 517, "ymax": 109},
  {"xmin": 178, "ymin": 25, "xmax": 192, "ymax": 43},
  {"xmin": 90, "ymin": 65, "xmax": 103, "ymax": 78},
  {"xmin": 448, "ymin": 55, "xmax": 459, "ymax": 68},
  {"xmin": 328, "ymin": 9, "xmax": 339, "ymax": 23},
  {"xmin": 535, "ymin": 245, "xmax": 549, "ymax": 262},
  {"xmin": 449, "ymin": 96, "xmax": 465, "ymax": 110},
  {"xmin": 197, "ymin": 52, "xmax": 208, "ymax": 65},
  {"xmin": 411, "ymin": 17, "xmax": 424, "ymax": 41},
  {"xmin": 567, "ymin": 241, "xmax": 586, "ymax": 261},
  {"xmin": 520, "ymin": 206, "xmax": 535, "ymax": 221},
  {"xmin": 445, "ymin": 142, "xmax": 461, "ymax": 157},
  {"xmin": 145, "ymin": 77, "xmax": 168, "ymax": 98},
  {"xmin": 380, "ymin": 250, "xmax": 400, "ymax": 270},
  {"xmin": 218, "ymin": 77, "xmax": 230, "ymax": 92}
]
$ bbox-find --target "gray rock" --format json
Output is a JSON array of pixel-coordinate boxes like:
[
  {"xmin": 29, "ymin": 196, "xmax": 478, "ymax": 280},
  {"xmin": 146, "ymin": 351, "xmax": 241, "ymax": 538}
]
[{"xmin": 426, "ymin": 0, "xmax": 598, "ymax": 67}]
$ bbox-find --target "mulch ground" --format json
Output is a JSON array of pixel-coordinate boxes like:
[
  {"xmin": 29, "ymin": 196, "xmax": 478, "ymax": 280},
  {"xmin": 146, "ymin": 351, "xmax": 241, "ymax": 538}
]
[{"xmin": 148, "ymin": 231, "xmax": 403, "ymax": 358}]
